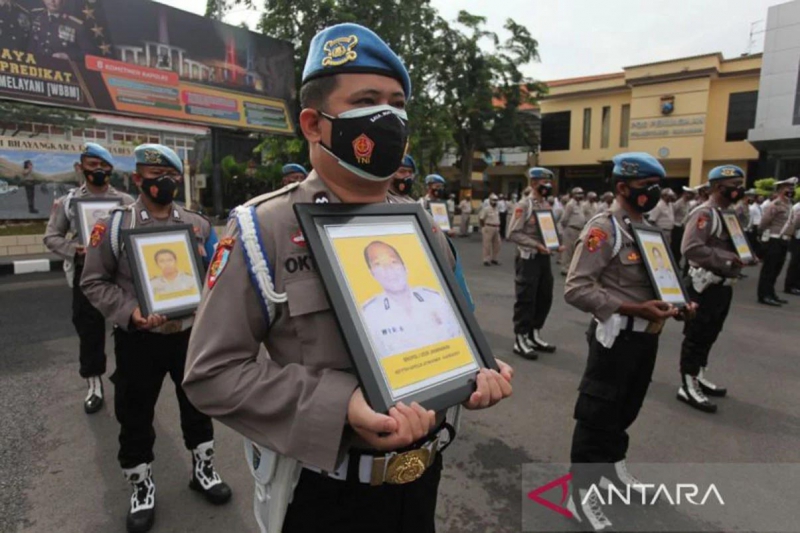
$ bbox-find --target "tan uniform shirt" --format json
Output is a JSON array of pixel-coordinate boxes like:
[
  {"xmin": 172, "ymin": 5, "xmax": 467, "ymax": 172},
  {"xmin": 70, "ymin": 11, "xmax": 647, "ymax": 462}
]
[
  {"xmin": 734, "ymin": 200, "xmax": 750, "ymax": 229},
  {"xmin": 182, "ymin": 172, "xmax": 455, "ymax": 472},
  {"xmin": 673, "ymin": 198, "xmax": 689, "ymax": 227},
  {"xmin": 582, "ymin": 201, "xmax": 601, "ymax": 219},
  {"xmin": 648, "ymin": 199, "xmax": 675, "ymax": 232},
  {"xmin": 507, "ymin": 196, "xmax": 554, "ymax": 254},
  {"xmin": 479, "ymin": 205, "xmax": 501, "ymax": 226},
  {"xmin": 43, "ymin": 185, "xmax": 135, "ymax": 259},
  {"xmin": 560, "ymin": 199, "xmax": 587, "ymax": 231},
  {"xmin": 681, "ymin": 199, "xmax": 741, "ymax": 278},
  {"xmin": 564, "ymin": 207, "xmax": 656, "ymax": 321},
  {"xmin": 80, "ymin": 198, "xmax": 213, "ymax": 333},
  {"xmin": 760, "ymin": 197, "xmax": 792, "ymax": 238},
  {"xmin": 459, "ymin": 199, "xmax": 472, "ymax": 215}
]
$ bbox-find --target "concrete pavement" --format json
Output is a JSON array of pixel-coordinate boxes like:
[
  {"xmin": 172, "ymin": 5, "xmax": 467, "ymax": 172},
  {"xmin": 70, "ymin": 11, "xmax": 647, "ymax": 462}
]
[{"xmin": 2, "ymin": 235, "xmax": 799, "ymax": 533}]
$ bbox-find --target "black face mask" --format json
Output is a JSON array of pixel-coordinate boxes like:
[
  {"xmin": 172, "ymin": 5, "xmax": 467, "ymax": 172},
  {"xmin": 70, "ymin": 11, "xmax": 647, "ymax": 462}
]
[
  {"xmin": 394, "ymin": 177, "xmax": 414, "ymax": 196},
  {"xmin": 626, "ymin": 183, "xmax": 661, "ymax": 213},
  {"xmin": 784, "ymin": 188, "xmax": 795, "ymax": 199},
  {"xmin": 721, "ymin": 185, "xmax": 745, "ymax": 202},
  {"xmin": 141, "ymin": 175, "xmax": 178, "ymax": 205},
  {"xmin": 319, "ymin": 105, "xmax": 409, "ymax": 182},
  {"xmin": 432, "ymin": 188, "xmax": 446, "ymax": 199},
  {"xmin": 537, "ymin": 184, "xmax": 552, "ymax": 196},
  {"xmin": 84, "ymin": 169, "xmax": 110, "ymax": 187}
]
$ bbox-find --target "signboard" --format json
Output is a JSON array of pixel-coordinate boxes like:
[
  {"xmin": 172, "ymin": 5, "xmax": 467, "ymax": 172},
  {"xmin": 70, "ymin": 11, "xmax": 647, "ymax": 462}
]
[
  {"xmin": 0, "ymin": 136, "xmax": 137, "ymax": 220},
  {"xmin": 0, "ymin": 0, "xmax": 295, "ymax": 134},
  {"xmin": 630, "ymin": 115, "xmax": 706, "ymax": 139}
]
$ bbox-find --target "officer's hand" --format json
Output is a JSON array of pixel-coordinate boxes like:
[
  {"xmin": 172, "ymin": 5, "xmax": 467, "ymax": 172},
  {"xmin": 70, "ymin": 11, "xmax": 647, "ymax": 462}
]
[
  {"xmin": 496, "ymin": 358, "xmax": 514, "ymax": 382},
  {"xmin": 675, "ymin": 302, "xmax": 699, "ymax": 322},
  {"xmin": 386, "ymin": 402, "xmax": 437, "ymax": 448},
  {"xmin": 347, "ymin": 388, "xmax": 398, "ymax": 447},
  {"xmin": 463, "ymin": 368, "xmax": 512, "ymax": 410},
  {"xmin": 633, "ymin": 300, "xmax": 678, "ymax": 322},
  {"xmin": 75, "ymin": 245, "xmax": 86, "ymax": 256},
  {"xmin": 447, "ymin": 230, "xmax": 456, "ymax": 238},
  {"xmin": 557, "ymin": 245, "xmax": 565, "ymax": 253},
  {"xmin": 131, "ymin": 307, "xmax": 168, "ymax": 330},
  {"xmin": 536, "ymin": 245, "xmax": 551, "ymax": 255}
]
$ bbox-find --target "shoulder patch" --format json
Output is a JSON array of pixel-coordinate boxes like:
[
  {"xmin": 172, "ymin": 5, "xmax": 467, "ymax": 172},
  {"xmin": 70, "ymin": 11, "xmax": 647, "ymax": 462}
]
[
  {"xmin": 514, "ymin": 206, "xmax": 524, "ymax": 219},
  {"xmin": 89, "ymin": 222, "xmax": 106, "ymax": 247},
  {"xmin": 207, "ymin": 237, "xmax": 235, "ymax": 289},
  {"xmin": 585, "ymin": 227, "xmax": 608, "ymax": 253},
  {"xmin": 697, "ymin": 212, "xmax": 709, "ymax": 230},
  {"xmin": 243, "ymin": 182, "xmax": 301, "ymax": 208}
]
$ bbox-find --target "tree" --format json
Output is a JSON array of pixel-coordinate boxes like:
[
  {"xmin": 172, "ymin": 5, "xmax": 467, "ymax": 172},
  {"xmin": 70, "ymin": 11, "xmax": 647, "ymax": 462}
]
[
  {"xmin": 0, "ymin": 101, "xmax": 95, "ymax": 138},
  {"xmin": 436, "ymin": 12, "xmax": 544, "ymax": 188}
]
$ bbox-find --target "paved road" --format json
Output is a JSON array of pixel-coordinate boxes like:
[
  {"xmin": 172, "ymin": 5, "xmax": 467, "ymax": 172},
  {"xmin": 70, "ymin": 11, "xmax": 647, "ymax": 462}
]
[{"xmin": 2, "ymin": 236, "xmax": 799, "ymax": 533}]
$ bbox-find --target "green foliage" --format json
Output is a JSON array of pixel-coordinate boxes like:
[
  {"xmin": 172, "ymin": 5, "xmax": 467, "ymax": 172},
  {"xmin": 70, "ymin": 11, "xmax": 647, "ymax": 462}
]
[
  {"xmin": 0, "ymin": 101, "xmax": 95, "ymax": 137},
  {"xmin": 754, "ymin": 177, "xmax": 775, "ymax": 198}
]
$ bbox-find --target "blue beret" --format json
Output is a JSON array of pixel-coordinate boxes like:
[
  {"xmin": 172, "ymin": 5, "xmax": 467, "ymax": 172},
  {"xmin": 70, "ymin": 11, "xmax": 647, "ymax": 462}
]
[
  {"xmin": 302, "ymin": 23, "xmax": 412, "ymax": 99},
  {"xmin": 611, "ymin": 152, "xmax": 666, "ymax": 179},
  {"xmin": 134, "ymin": 144, "xmax": 183, "ymax": 173},
  {"xmin": 425, "ymin": 174, "xmax": 446, "ymax": 186},
  {"xmin": 527, "ymin": 167, "xmax": 554, "ymax": 180},
  {"xmin": 282, "ymin": 163, "xmax": 308, "ymax": 177},
  {"xmin": 81, "ymin": 142, "xmax": 114, "ymax": 167},
  {"xmin": 400, "ymin": 155, "xmax": 416, "ymax": 174},
  {"xmin": 708, "ymin": 165, "xmax": 745, "ymax": 181}
]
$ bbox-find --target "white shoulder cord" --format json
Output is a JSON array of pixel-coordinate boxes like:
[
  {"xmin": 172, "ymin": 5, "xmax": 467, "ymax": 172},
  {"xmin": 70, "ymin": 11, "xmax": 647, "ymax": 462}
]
[{"xmin": 110, "ymin": 208, "xmax": 135, "ymax": 260}]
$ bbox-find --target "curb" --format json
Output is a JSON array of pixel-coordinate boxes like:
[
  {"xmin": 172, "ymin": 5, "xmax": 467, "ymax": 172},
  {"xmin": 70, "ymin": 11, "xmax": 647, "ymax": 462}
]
[{"xmin": 0, "ymin": 258, "xmax": 64, "ymax": 276}]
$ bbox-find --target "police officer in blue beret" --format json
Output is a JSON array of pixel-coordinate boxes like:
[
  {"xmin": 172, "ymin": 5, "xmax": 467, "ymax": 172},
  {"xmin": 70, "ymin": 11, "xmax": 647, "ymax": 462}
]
[
  {"xmin": 281, "ymin": 163, "xmax": 308, "ymax": 186},
  {"xmin": 564, "ymin": 152, "xmax": 696, "ymax": 531},
  {"xmin": 678, "ymin": 165, "xmax": 751, "ymax": 414},
  {"xmin": 82, "ymin": 144, "xmax": 229, "ymax": 532},
  {"xmin": 182, "ymin": 22, "xmax": 513, "ymax": 533},
  {"xmin": 389, "ymin": 154, "xmax": 416, "ymax": 197},
  {"xmin": 419, "ymin": 173, "xmax": 447, "ymax": 208},
  {"xmin": 43, "ymin": 143, "xmax": 135, "ymax": 414}
]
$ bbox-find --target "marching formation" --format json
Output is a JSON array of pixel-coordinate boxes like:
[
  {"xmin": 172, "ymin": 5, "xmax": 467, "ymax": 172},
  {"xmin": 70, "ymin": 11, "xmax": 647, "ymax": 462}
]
[{"xmin": 36, "ymin": 20, "xmax": 798, "ymax": 533}]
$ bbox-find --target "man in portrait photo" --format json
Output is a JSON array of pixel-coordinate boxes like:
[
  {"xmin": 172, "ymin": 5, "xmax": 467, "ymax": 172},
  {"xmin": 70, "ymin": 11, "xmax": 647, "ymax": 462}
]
[
  {"xmin": 360, "ymin": 240, "xmax": 461, "ymax": 359},
  {"xmin": 150, "ymin": 249, "xmax": 196, "ymax": 297},
  {"xmin": 650, "ymin": 245, "xmax": 680, "ymax": 292}
]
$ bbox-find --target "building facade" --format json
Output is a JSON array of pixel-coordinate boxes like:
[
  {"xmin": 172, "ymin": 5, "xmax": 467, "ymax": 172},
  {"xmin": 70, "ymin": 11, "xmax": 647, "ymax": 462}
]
[{"xmin": 539, "ymin": 53, "xmax": 761, "ymax": 192}]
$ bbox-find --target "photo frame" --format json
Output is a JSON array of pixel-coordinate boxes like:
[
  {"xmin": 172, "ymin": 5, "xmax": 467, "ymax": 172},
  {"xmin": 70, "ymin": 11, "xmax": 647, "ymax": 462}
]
[
  {"xmin": 294, "ymin": 203, "xmax": 498, "ymax": 414},
  {"xmin": 630, "ymin": 223, "xmax": 690, "ymax": 308},
  {"xmin": 534, "ymin": 210, "xmax": 561, "ymax": 251},
  {"xmin": 121, "ymin": 225, "xmax": 204, "ymax": 319},
  {"xmin": 720, "ymin": 210, "xmax": 756, "ymax": 264},
  {"xmin": 73, "ymin": 198, "xmax": 123, "ymax": 246},
  {"xmin": 428, "ymin": 201, "xmax": 452, "ymax": 231}
]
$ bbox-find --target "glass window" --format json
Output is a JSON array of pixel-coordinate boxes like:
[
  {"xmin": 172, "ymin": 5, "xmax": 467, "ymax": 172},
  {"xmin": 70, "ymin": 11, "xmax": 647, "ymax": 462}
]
[
  {"xmin": 620, "ymin": 104, "xmax": 631, "ymax": 148},
  {"xmin": 541, "ymin": 111, "xmax": 571, "ymax": 152},
  {"xmin": 726, "ymin": 91, "xmax": 758, "ymax": 142},
  {"xmin": 582, "ymin": 108, "xmax": 592, "ymax": 149},
  {"xmin": 601, "ymin": 106, "xmax": 611, "ymax": 149}
]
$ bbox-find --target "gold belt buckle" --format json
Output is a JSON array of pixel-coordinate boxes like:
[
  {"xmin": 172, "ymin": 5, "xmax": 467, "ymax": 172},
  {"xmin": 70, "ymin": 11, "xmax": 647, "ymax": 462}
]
[{"xmin": 385, "ymin": 448, "xmax": 430, "ymax": 485}]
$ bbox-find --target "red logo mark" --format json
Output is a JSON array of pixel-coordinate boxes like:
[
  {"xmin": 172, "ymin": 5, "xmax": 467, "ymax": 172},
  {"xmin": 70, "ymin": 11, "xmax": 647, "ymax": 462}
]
[
  {"xmin": 527, "ymin": 473, "xmax": 574, "ymax": 519},
  {"xmin": 291, "ymin": 230, "xmax": 306, "ymax": 247},
  {"xmin": 352, "ymin": 134, "xmax": 375, "ymax": 164}
]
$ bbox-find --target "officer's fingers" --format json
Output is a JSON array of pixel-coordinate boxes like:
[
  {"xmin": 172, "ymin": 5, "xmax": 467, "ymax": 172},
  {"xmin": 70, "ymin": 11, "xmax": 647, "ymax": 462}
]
[
  {"xmin": 463, "ymin": 391, "xmax": 482, "ymax": 410},
  {"xmin": 388, "ymin": 407, "xmax": 415, "ymax": 447},
  {"xmin": 473, "ymin": 372, "xmax": 492, "ymax": 408},
  {"xmin": 492, "ymin": 369, "xmax": 513, "ymax": 398},
  {"xmin": 395, "ymin": 402, "xmax": 424, "ymax": 440},
  {"xmin": 484, "ymin": 370, "xmax": 503, "ymax": 405},
  {"xmin": 495, "ymin": 359, "xmax": 514, "ymax": 382},
  {"xmin": 349, "ymin": 392, "xmax": 397, "ymax": 434},
  {"xmin": 409, "ymin": 402, "xmax": 436, "ymax": 433}
]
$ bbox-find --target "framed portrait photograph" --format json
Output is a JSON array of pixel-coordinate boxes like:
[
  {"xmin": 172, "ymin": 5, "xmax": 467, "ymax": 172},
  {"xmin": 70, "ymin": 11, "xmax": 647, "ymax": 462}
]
[
  {"xmin": 534, "ymin": 210, "xmax": 561, "ymax": 251},
  {"xmin": 631, "ymin": 223, "xmax": 690, "ymax": 308},
  {"xmin": 73, "ymin": 198, "xmax": 123, "ymax": 246},
  {"xmin": 294, "ymin": 203, "xmax": 498, "ymax": 414},
  {"xmin": 720, "ymin": 210, "xmax": 756, "ymax": 264},
  {"xmin": 428, "ymin": 201, "xmax": 452, "ymax": 232},
  {"xmin": 121, "ymin": 225, "xmax": 204, "ymax": 319}
]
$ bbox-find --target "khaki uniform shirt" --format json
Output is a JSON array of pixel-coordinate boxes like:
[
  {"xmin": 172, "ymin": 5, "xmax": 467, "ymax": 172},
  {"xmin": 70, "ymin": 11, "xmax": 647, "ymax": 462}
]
[
  {"xmin": 80, "ymin": 198, "xmax": 213, "ymax": 334},
  {"xmin": 681, "ymin": 199, "xmax": 741, "ymax": 278},
  {"xmin": 648, "ymin": 199, "xmax": 675, "ymax": 232},
  {"xmin": 459, "ymin": 199, "xmax": 472, "ymax": 215},
  {"xmin": 759, "ymin": 197, "xmax": 792, "ymax": 237},
  {"xmin": 479, "ymin": 205, "xmax": 501, "ymax": 226},
  {"xmin": 560, "ymin": 199, "xmax": 587, "ymax": 231},
  {"xmin": 507, "ymin": 196, "xmax": 554, "ymax": 254},
  {"xmin": 734, "ymin": 200, "xmax": 750, "ymax": 229},
  {"xmin": 673, "ymin": 198, "xmax": 689, "ymax": 227},
  {"xmin": 182, "ymin": 172, "xmax": 455, "ymax": 472},
  {"xmin": 582, "ymin": 201, "xmax": 601, "ymax": 219},
  {"xmin": 43, "ymin": 185, "xmax": 135, "ymax": 260},
  {"xmin": 564, "ymin": 207, "xmax": 656, "ymax": 321}
]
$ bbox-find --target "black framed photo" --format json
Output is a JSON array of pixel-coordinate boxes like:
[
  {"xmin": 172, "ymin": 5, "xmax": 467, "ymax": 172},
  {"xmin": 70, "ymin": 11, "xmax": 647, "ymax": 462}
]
[
  {"xmin": 73, "ymin": 198, "xmax": 123, "ymax": 246},
  {"xmin": 630, "ymin": 223, "xmax": 690, "ymax": 308},
  {"xmin": 121, "ymin": 225, "xmax": 204, "ymax": 319},
  {"xmin": 428, "ymin": 201, "xmax": 452, "ymax": 232},
  {"xmin": 294, "ymin": 203, "xmax": 498, "ymax": 414},
  {"xmin": 720, "ymin": 210, "xmax": 756, "ymax": 264},
  {"xmin": 534, "ymin": 210, "xmax": 561, "ymax": 251}
]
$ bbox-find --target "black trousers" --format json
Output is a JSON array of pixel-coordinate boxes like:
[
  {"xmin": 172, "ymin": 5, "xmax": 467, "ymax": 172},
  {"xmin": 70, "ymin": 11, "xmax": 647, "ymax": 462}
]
[
  {"xmin": 112, "ymin": 328, "xmax": 213, "ymax": 469},
  {"xmin": 757, "ymin": 239, "xmax": 789, "ymax": 300},
  {"xmin": 784, "ymin": 238, "xmax": 800, "ymax": 292},
  {"xmin": 283, "ymin": 454, "xmax": 442, "ymax": 533},
  {"xmin": 680, "ymin": 284, "xmax": 733, "ymax": 376},
  {"xmin": 570, "ymin": 322, "xmax": 658, "ymax": 484},
  {"xmin": 671, "ymin": 226, "xmax": 685, "ymax": 266},
  {"xmin": 499, "ymin": 212, "xmax": 508, "ymax": 239},
  {"xmin": 513, "ymin": 254, "xmax": 554, "ymax": 334},
  {"xmin": 72, "ymin": 263, "xmax": 107, "ymax": 378}
]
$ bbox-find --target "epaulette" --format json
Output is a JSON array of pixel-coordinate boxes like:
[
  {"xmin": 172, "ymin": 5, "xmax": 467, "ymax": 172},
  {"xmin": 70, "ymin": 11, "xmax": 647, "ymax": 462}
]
[
  {"xmin": 243, "ymin": 182, "xmax": 300, "ymax": 208},
  {"xmin": 31, "ymin": 7, "xmax": 44, "ymax": 12},
  {"xmin": 67, "ymin": 15, "xmax": 83, "ymax": 24},
  {"xmin": 183, "ymin": 207, "xmax": 212, "ymax": 225}
]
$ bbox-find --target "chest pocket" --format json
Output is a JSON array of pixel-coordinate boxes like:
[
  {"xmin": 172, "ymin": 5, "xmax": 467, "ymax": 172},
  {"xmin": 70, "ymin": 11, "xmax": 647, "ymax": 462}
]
[
  {"xmin": 616, "ymin": 244, "xmax": 651, "ymax": 287},
  {"xmin": 283, "ymin": 276, "xmax": 349, "ymax": 369}
]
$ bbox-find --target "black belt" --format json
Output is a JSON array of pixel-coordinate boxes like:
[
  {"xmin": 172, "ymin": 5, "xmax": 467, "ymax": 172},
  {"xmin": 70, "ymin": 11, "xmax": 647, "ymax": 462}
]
[{"xmin": 486, "ymin": 223, "xmax": 500, "ymax": 227}]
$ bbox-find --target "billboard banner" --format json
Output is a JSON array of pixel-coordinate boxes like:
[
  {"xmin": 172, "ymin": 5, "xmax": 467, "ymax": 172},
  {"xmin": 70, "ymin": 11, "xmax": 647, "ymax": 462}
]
[{"xmin": 0, "ymin": 0, "xmax": 295, "ymax": 134}]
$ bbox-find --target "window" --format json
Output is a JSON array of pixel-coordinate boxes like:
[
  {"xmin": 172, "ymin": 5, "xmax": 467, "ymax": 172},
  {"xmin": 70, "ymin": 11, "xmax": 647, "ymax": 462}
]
[
  {"xmin": 111, "ymin": 127, "xmax": 160, "ymax": 145},
  {"xmin": 541, "ymin": 111, "xmax": 571, "ymax": 152},
  {"xmin": 725, "ymin": 91, "xmax": 758, "ymax": 142},
  {"xmin": 163, "ymin": 135, "xmax": 196, "ymax": 160},
  {"xmin": 582, "ymin": 108, "xmax": 592, "ymax": 149},
  {"xmin": 601, "ymin": 106, "xmax": 611, "ymax": 149},
  {"xmin": 73, "ymin": 127, "xmax": 108, "ymax": 141},
  {"xmin": 620, "ymin": 104, "xmax": 631, "ymax": 148}
]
